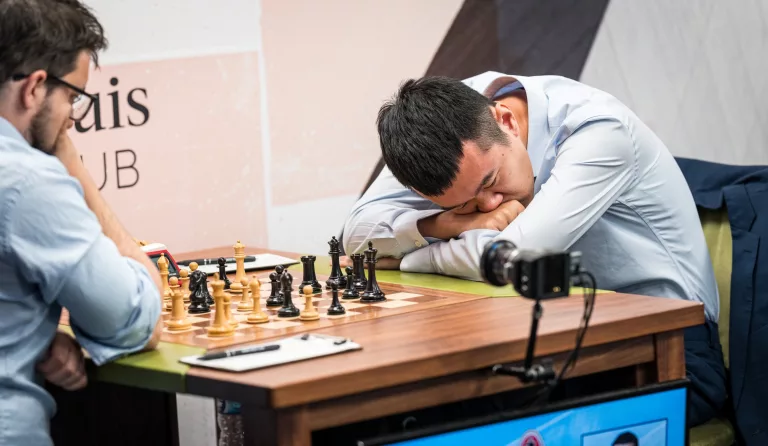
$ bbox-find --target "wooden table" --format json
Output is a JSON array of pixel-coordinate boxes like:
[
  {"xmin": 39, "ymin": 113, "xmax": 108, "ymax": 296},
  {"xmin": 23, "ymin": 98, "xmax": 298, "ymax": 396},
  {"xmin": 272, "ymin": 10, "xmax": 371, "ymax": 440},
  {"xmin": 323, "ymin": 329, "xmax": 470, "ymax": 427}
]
[
  {"xmin": 53, "ymin": 246, "xmax": 704, "ymax": 446},
  {"xmin": 178, "ymin": 248, "xmax": 702, "ymax": 445}
]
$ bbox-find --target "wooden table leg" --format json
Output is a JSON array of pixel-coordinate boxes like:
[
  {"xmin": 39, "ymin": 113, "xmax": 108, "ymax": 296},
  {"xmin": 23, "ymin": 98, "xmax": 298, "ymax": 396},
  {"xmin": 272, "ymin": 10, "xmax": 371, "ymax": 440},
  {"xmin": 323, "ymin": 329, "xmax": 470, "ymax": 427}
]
[
  {"xmin": 654, "ymin": 329, "xmax": 686, "ymax": 381},
  {"xmin": 634, "ymin": 362, "xmax": 654, "ymax": 386},
  {"xmin": 242, "ymin": 405, "xmax": 311, "ymax": 446}
]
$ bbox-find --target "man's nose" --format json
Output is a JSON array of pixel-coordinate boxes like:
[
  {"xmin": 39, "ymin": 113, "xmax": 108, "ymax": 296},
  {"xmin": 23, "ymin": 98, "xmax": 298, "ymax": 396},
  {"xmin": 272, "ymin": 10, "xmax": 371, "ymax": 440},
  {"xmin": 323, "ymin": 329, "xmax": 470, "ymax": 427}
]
[{"xmin": 476, "ymin": 191, "xmax": 503, "ymax": 212}]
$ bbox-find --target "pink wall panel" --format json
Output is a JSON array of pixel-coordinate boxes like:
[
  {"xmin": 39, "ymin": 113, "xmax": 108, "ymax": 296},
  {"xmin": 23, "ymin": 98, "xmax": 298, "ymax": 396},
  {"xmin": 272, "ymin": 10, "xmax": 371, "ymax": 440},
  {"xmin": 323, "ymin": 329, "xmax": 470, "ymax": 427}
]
[
  {"xmin": 71, "ymin": 52, "xmax": 267, "ymax": 253},
  {"xmin": 261, "ymin": 0, "xmax": 462, "ymax": 206}
]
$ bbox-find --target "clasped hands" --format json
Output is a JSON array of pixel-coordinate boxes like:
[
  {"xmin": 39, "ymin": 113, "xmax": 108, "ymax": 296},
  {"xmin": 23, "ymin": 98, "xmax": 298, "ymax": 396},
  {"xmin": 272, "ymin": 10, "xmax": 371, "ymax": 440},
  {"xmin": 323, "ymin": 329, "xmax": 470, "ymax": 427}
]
[
  {"xmin": 340, "ymin": 200, "xmax": 525, "ymax": 270},
  {"xmin": 37, "ymin": 331, "xmax": 88, "ymax": 391}
]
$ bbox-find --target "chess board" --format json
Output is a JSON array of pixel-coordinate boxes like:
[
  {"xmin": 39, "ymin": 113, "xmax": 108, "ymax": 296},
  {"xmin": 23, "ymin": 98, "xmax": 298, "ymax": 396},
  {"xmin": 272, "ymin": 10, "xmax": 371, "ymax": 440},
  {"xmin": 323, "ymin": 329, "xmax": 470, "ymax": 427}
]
[{"xmin": 159, "ymin": 272, "xmax": 486, "ymax": 350}]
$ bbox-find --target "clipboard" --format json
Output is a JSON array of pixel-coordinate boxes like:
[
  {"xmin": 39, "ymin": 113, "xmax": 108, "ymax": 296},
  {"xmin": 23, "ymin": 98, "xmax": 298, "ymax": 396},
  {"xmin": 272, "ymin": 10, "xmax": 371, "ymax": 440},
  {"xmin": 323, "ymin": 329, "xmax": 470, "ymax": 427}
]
[
  {"xmin": 179, "ymin": 333, "xmax": 362, "ymax": 372},
  {"xmin": 185, "ymin": 253, "xmax": 299, "ymax": 276}
]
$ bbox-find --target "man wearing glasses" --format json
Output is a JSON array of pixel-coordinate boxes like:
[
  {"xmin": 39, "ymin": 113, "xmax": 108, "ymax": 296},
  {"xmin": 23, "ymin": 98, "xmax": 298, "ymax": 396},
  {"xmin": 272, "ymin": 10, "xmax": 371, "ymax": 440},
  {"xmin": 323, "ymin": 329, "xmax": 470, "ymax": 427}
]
[{"xmin": 0, "ymin": 1, "xmax": 163, "ymax": 445}]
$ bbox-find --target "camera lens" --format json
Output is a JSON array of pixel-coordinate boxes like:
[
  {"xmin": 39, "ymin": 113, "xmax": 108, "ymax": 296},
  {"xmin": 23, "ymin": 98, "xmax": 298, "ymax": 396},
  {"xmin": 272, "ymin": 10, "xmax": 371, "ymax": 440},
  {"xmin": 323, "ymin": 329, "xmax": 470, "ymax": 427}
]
[{"xmin": 480, "ymin": 240, "xmax": 518, "ymax": 286}]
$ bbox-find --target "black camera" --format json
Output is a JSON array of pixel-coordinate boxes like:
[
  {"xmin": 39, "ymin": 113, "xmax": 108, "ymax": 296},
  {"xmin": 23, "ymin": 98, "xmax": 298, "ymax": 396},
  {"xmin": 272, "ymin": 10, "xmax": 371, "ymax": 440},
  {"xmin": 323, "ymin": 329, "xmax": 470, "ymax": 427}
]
[{"xmin": 480, "ymin": 240, "xmax": 581, "ymax": 299}]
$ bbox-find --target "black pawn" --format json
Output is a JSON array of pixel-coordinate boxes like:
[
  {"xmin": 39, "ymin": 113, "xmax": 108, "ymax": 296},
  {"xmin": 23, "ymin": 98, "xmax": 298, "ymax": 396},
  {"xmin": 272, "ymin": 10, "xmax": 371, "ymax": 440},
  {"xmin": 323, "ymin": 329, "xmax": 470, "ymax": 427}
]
[
  {"xmin": 217, "ymin": 257, "xmax": 232, "ymax": 290},
  {"xmin": 342, "ymin": 266, "xmax": 359, "ymax": 300},
  {"xmin": 361, "ymin": 242, "xmax": 386, "ymax": 303},
  {"xmin": 326, "ymin": 236, "xmax": 348, "ymax": 289},
  {"xmin": 352, "ymin": 253, "xmax": 367, "ymax": 290},
  {"xmin": 277, "ymin": 269, "xmax": 300, "ymax": 318},
  {"xmin": 326, "ymin": 280, "xmax": 346, "ymax": 315},
  {"xmin": 266, "ymin": 269, "xmax": 284, "ymax": 307},
  {"xmin": 308, "ymin": 255, "xmax": 323, "ymax": 293}
]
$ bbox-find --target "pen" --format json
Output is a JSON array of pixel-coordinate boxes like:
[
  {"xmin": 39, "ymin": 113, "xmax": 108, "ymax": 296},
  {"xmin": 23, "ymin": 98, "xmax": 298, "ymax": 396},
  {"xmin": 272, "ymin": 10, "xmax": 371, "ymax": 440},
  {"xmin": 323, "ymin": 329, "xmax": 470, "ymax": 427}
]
[
  {"xmin": 198, "ymin": 344, "xmax": 280, "ymax": 361},
  {"xmin": 178, "ymin": 256, "xmax": 257, "ymax": 266}
]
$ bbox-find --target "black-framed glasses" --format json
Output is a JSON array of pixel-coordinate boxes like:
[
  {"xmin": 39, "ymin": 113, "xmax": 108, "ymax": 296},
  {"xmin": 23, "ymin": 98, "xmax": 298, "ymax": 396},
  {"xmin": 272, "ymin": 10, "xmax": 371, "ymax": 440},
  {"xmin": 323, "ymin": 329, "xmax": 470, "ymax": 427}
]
[{"xmin": 11, "ymin": 72, "xmax": 96, "ymax": 121}]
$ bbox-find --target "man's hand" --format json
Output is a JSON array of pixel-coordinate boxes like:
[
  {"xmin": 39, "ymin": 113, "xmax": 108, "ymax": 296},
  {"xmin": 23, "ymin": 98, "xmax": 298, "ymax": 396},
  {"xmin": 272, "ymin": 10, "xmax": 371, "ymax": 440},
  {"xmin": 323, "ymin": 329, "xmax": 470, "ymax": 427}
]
[
  {"xmin": 53, "ymin": 130, "xmax": 82, "ymax": 174},
  {"xmin": 418, "ymin": 200, "xmax": 525, "ymax": 240},
  {"xmin": 37, "ymin": 332, "xmax": 87, "ymax": 391},
  {"xmin": 338, "ymin": 256, "xmax": 402, "ymax": 270}
]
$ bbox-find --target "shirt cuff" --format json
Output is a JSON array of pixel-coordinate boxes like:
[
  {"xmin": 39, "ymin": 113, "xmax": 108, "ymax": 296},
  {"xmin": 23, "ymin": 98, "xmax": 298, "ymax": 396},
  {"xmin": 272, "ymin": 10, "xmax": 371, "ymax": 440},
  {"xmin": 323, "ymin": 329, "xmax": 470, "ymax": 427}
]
[
  {"xmin": 391, "ymin": 209, "xmax": 444, "ymax": 253},
  {"xmin": 400, "ymin": 246, "xmax": 436, "ymax": 274}
]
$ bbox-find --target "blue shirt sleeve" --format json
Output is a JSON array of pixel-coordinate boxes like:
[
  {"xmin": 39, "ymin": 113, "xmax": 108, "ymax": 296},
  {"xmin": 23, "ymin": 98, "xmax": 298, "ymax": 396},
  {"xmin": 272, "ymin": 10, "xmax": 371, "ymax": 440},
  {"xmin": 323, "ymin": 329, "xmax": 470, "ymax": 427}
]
[
  {"xmin": 8, "ymin": 167, "xmax": 161, "ymax": 365},
  {"xmin": 400, "ymin": 118, "xmax": 638, "ymax": 280}
]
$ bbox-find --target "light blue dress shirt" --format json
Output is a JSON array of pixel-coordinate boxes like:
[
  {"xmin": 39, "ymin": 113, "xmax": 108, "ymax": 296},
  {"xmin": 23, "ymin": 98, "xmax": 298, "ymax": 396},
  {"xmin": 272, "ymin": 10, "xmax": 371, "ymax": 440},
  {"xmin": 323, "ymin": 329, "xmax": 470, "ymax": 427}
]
[
  {"xmin": 0, "ymin": 118, "xmax": 161, "ymax": 446},
  {"xmin": 344, "ymin": 72, "xmax": 718, "ymax": 322}
]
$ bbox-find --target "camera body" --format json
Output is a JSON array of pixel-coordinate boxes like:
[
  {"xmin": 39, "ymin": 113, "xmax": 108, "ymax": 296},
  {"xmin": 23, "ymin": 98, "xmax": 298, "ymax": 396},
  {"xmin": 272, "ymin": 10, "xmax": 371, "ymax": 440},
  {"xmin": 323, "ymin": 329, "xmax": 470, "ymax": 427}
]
[{"xmin": 481, "ymin": 240, "xmax": 581, "ymax": 299}]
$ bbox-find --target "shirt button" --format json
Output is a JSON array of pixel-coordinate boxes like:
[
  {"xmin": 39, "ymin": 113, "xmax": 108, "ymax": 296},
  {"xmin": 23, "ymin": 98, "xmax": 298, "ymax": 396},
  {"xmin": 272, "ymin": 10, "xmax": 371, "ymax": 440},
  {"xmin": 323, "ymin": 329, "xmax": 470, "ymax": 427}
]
[{"xmin": 415, "ymin": 241, "xmax": 423, "ymax": 248}]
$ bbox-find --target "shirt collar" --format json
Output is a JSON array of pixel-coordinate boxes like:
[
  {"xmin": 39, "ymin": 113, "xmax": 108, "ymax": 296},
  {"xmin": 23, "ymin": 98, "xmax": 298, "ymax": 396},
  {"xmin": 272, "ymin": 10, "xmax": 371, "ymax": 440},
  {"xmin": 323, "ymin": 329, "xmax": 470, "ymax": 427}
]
[
  {"xmin": 477, "ymin": 73, "xmax": 550, "ymax": 177},
  {"xmin": 0, "ymin": 116, "xmax": 29, "ymax": 146}
]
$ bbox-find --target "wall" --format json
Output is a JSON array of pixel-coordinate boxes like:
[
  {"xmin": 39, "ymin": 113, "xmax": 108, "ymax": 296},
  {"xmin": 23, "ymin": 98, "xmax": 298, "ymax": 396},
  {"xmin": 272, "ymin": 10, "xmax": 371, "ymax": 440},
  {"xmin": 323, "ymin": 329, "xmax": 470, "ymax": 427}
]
[
  {"xmin": 75, "ymin": 0, "xmax": 463, "ymax": 258},
  {"xmin": 580, "ymin": 0, "xmax": 768, "ymax": 166}
]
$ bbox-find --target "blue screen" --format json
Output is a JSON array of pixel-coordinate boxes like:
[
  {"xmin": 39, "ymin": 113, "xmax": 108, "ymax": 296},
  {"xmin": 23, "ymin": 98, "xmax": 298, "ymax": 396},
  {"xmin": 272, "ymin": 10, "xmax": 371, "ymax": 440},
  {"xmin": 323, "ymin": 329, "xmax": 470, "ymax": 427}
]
[{"xmin": 382, "ymin": 387, "xmax": 686, "ymax": 446}]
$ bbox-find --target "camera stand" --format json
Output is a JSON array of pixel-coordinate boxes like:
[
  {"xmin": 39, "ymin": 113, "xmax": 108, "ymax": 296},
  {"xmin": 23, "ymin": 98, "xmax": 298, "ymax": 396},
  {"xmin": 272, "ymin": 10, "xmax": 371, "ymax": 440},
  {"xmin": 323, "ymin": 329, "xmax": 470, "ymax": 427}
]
[{"xmin": 491, "ymin": 298, "xmax": 555, "ymax": 384}]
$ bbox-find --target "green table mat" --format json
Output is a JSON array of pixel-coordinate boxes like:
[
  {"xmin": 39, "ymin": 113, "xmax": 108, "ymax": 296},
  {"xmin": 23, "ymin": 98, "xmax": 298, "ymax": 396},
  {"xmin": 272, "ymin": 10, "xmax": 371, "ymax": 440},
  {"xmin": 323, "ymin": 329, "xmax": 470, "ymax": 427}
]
[{"xmin": 288, "ymin": 254, "xmax": 606, "ymax": 297}]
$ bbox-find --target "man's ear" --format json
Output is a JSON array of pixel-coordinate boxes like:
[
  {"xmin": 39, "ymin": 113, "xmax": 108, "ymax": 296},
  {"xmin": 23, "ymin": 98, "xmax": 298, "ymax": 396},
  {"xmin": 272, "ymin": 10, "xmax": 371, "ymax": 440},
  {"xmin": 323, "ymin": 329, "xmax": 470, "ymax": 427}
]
[
  {"xmin": 20, "ymin": 70, "xmax": 48, "ymax": 110},
  {"xmin": 492, "ymin": 102, "xmax": 519, "ymax": 137}
]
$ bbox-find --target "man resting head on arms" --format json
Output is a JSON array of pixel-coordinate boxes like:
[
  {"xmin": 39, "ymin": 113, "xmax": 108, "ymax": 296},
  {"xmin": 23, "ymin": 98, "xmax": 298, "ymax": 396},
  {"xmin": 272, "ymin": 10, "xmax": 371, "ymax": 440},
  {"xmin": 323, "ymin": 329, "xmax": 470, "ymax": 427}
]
[
  {"xmin": 0, "ymin": 1, "xmax": 163, "ymax": 444},
  {"xmin": 342, "ymin": 73, "xmax": 725, "ymax": 426}
]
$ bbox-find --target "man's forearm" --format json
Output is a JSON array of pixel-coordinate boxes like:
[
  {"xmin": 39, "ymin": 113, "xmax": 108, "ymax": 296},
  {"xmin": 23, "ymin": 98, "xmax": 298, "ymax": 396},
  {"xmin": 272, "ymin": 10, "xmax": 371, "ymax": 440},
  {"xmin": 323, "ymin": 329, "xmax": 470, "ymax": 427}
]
[
  {"xmin": 56, "ymin": 136, "xmax": 162, "ymax": 293},
  {"xmin": 417, "ymin": 212, "xmax": 459, "ymax": 240}
]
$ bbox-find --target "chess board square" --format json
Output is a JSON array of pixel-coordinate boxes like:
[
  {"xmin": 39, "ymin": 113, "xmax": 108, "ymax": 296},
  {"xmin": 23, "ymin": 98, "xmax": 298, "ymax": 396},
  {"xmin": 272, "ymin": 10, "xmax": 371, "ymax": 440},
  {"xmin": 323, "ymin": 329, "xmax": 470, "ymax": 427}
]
[
  {"xmin": 320, "ymin": 310, "xmax": 361, "ymax": 319},
  {"xmin": 341, "ymin": 302, "xmax": 365, "ymax": 310},
  {"xmin": 259, "ymin": 320, "xmax": 303, "ymax": 329},
  {"xmin": 163, "ymin": 326, "xmax": 198, "ymax": 334},
  {"xmin": 372, "ymin": 300, "xmax": 418, "ymax": 309},
  {"xmin": 185, "ymin": 316, "xmax": 210, "ymax": 324},
  {"xmin": 196, "ymin": 330, "xmax": 247, "ymax": 340},
  {"xmin": 231, "ymin": 314, "xmax": 250, "ymax": 322},
  {"xmin": 386, "ymin": 292, "xmax": 423, "ymax": 300}
]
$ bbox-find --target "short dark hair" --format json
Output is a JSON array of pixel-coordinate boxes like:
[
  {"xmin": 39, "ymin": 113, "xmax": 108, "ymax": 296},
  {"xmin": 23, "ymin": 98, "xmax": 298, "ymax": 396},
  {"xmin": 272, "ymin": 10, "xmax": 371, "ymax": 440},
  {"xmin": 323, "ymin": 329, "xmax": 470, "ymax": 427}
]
[
  {"xmin": 376, "ymin": 76, "xmax": 507, "ymax": 196},
  {"xmin": 0, "ymin": 0, "xmax": 107, "ymax": 85},
  {"xmin": 613, "ymin": 432, "xmax": 639, "ymax": 445}
]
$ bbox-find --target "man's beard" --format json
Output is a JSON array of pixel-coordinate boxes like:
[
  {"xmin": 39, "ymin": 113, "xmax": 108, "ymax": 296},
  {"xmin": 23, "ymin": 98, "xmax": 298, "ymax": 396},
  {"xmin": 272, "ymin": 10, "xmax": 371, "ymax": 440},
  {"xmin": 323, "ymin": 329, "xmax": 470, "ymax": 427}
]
[{"xmin": 28, "ymin": 99, "xmax": 56, "ymax": 154}]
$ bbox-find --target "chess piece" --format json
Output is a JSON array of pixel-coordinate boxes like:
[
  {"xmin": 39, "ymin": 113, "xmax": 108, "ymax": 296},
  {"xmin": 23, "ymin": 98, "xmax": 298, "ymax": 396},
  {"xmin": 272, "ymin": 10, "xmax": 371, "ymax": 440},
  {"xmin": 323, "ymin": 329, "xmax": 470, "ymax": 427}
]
[
  {"xmin": 233, "ymin": 240, "xmax": 247, "ymax": 284},
  {"xmin": 157, "ymin": 253, "xmax": 171, "ymax": 299},
  {"xmin": 166, "ymin": 275, "xmax": 181, "ymax": 311},
  {"xmin": 206, "ymin": 281, "xmax": 235, "ymax": 337},
  {"xmin": 326, "ymin": 280, "xmax": 346, "ymax": 315},
  {"xmin": 326, "ymin": 236, "xmax": 348, "ymax": 289},
  {"xmin": 277, "ymin": 269, "xmax": 300, "ymax": 318},
  {"xmin": 224, "ymin": 286, "xmax": 238, "ymax": 328},
  {"xmin": 267, "ymin": 266, "xmax": 285, "ymax": 307},
  {"xmin": 218, "ymin": 257, "xmax": 232, "ymax": 290},
  {"xmin": 300, "ymin": 256, "xmax": 323, "ymax": 294},
  {"xmin": 187, "ymin": 262, "xmax": 211, "ymax": 314},
  {"xmin": 237, "ymin": 278, "xmax": 254, "ymax": 312},
  {"xmin": 307, "ymin": 255, "xmax": 323, "ymax": 293},
  {"xmin": 299, "ymin": 285, "xmax": 319, "ymax": 321},
  {"xmin": 342, "ymin": 266, "xmax": 360, "ymax": 300},
  {"xmin": 166, "ymin": 278, "xmax": 192, "ymax": 331},
  {"xmin": 299, "ymin": 256, "xmax": 313, "ymax": 291},
  {"xmin": 247, "ymin": 278, "xmax": 269, "ymax": 324},
  {"xmin": 352, "ymin": 253, "xmax": 367, "ymax": 290},
  {"xmin": 361, "ymin": 242, "xmax": 386, "ymax": 302},
  {"xmin": 179, "ymin": 269, "xmax": 191, "ymax": 302}
]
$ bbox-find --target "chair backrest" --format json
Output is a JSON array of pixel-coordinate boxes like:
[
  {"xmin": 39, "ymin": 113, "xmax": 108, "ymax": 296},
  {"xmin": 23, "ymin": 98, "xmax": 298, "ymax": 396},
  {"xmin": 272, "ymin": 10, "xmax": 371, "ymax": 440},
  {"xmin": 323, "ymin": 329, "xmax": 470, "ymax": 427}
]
[{"xmin": 699, "ymin": 206, "xmax": 733, "ymax": 369}]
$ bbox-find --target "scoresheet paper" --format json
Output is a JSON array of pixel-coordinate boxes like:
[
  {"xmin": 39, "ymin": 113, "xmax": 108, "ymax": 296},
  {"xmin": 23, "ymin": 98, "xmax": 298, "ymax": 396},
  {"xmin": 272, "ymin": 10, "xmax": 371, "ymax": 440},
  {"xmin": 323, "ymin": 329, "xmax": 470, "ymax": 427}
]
[
  {"xmin": 179, "ymin": 334, "xmax": 362, "ymax": 372},
  {"xmin": 190, "ymin": 253, "xmax": 299, "ymax": 276}
]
